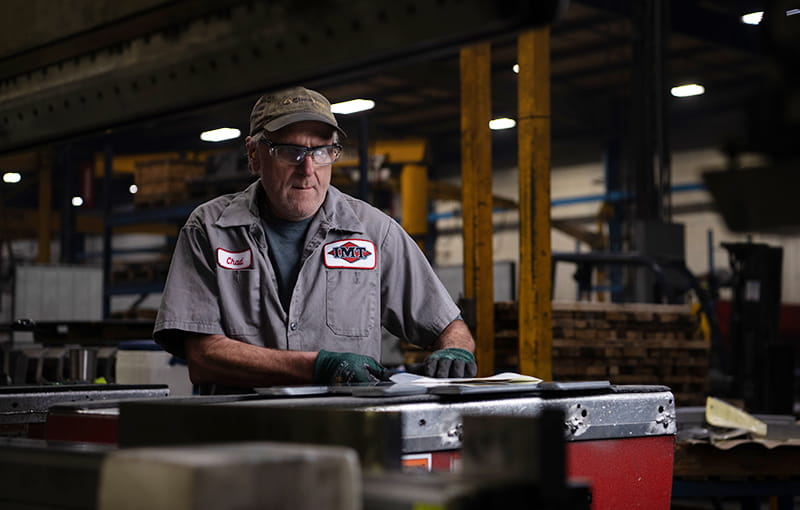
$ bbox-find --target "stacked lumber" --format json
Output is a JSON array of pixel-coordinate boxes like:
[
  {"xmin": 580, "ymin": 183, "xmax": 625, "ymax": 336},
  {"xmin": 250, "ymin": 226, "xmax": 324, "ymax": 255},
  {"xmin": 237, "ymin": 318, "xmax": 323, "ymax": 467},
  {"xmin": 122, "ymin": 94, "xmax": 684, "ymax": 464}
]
[
  {"xmin": 109, "ymin": 308, "xmax": 159, "ymax": 320},
  {"xmin": 403, "ymin": 301, "xmax": 710, "ymax": 405},
  {"xmin": 134, "ymin": 159, "xmax": 206, "ymax": 206},
  {"xmin": 110, "ymin": 256, "xmax": 171, "ymax": 286}
]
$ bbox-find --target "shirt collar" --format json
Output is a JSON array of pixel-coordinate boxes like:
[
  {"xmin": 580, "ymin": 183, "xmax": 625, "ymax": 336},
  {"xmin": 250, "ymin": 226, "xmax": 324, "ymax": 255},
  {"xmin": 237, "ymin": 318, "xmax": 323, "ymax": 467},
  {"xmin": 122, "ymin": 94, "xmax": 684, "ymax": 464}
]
[
  {"xmin": 215, "ymin": 180, "xmax": 262, "ymax": 228},
  {"xmin": 318, "ymin": 186, "xmax": 364, "ymax": 234}
]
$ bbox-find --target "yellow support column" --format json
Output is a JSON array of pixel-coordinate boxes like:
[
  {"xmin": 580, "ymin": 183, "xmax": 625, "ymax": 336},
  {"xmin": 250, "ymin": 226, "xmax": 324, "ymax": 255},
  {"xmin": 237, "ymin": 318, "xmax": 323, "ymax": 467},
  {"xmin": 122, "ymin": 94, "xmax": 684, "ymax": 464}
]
[
  {"xmin": 517, "ymin": 29, "xmax": 553, "ymax": 380},
  {"xmin": 460, "ymin": 44, "xmax": 495, "ymax": 376},
  {"xmin": 36, "ymin": 149, "xmax": 53, "ymax": 263},
  {"xmin": 400, "ymin": 164, "xmax": 428, "ymax": 250}
]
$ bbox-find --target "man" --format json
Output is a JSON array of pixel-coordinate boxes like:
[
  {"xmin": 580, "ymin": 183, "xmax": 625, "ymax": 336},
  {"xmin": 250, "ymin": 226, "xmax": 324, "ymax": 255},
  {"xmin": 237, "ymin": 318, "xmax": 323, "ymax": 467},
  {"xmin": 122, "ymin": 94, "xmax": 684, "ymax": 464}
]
[{"xmin": 154, "ymin": 86, "xmax": 476, "ymax": 391}]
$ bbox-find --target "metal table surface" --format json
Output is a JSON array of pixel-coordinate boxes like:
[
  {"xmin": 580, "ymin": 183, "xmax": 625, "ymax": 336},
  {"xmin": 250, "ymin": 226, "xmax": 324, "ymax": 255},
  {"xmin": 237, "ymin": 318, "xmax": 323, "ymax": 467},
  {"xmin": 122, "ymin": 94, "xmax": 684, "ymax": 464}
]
[
  {"xmin": 0, "ymin": 384, "xmax": 170, "ymax": 425},
  {"xmin": 196, "ymin": 384, "xmax": 676, "ymax": 452}
]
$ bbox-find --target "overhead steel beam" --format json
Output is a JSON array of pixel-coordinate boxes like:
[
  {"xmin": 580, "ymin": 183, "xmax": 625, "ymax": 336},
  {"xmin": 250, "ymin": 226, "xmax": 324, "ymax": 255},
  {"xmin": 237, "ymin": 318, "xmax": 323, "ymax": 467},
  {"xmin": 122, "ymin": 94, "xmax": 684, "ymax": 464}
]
[
  {"xmin": 0, "ymin": 0, "xmax": 565, "ymax": 154},
  {"xmin": 575, "ymin": 0, "xmax": 762, "ymax": 54},
  {"xmin": 0, "ymin": 0, "xmax": 245, "ymax": 81}
]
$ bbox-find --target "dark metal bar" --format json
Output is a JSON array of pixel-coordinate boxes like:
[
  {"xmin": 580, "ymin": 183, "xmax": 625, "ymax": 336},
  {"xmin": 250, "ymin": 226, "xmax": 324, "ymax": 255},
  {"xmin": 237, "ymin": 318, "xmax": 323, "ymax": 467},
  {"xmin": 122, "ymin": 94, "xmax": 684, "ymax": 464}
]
[
  {"xmin": 358, "ymin": 114, "xmax": 369, "ymax": 202},
  {"xmin": 102, "ymin": 144, "xmax": 113, "ymax": 319}
]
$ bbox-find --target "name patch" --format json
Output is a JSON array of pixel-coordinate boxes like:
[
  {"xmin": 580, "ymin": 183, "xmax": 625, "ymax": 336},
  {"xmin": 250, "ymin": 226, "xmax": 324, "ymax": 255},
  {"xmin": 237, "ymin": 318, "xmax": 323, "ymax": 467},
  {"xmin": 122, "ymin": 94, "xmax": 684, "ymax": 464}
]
[
  {"xmin": 323, "ymin": 239, "xmax": 376, "ymax": 269},
  {"xmin": 217, "ymin": 248, "xmax": 252, "ymax": 270}
]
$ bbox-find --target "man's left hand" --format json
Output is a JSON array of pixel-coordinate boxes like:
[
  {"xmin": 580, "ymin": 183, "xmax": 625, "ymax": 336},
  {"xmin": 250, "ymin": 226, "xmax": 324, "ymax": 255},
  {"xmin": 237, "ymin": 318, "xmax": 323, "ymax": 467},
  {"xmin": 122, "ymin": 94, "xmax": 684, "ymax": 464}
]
[{"xmin": 418, "ymin": 348, "xmax": 477, "ymax": 378}]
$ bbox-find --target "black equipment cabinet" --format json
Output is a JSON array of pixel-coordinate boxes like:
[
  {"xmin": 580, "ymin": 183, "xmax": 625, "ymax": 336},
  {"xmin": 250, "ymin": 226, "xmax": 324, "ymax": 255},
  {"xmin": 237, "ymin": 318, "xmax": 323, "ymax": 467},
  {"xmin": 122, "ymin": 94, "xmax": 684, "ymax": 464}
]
[{"xmin": 723, "ymin": 242, "xmax": 792, "ymax": 414}]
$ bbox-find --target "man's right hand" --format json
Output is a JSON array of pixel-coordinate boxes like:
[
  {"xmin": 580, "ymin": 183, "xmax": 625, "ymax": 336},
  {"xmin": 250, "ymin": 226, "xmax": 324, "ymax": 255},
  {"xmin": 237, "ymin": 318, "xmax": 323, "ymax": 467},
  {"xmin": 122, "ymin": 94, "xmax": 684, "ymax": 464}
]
[{"xmin": 313, "ymin": 350, "xmax": 389, "ymax": 385}]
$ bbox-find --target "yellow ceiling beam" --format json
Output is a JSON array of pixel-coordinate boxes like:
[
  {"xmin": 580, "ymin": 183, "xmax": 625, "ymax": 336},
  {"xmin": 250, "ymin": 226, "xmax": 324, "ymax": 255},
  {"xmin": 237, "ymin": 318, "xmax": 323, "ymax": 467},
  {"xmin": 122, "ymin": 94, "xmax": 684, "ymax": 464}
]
[
  {"xmin": 0, "ymin": 208, "xmax": 178, "ymax": 239},
  {"xmin": 337, "ymin": 138, "xmax": 428, "ymax": 167},
  {"xmin": 92, "ymin": 151, "xmax": 214, "ymax": 177}
]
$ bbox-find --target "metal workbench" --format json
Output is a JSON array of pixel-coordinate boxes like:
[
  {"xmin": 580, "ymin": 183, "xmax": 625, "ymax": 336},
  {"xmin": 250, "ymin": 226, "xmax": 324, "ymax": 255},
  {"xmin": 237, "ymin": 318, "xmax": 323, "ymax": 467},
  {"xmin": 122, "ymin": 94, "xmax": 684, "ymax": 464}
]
[{"xmin": 111, "ymin": 383, "xmax": 676, "ymax": 510}]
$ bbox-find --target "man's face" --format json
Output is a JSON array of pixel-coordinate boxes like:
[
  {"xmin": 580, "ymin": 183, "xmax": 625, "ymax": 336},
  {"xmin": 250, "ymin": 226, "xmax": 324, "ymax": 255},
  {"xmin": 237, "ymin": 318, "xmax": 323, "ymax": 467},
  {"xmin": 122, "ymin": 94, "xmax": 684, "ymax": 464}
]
[{"xmin": 251, "ymin": 121, "xmax": 335, "ymax": 221}]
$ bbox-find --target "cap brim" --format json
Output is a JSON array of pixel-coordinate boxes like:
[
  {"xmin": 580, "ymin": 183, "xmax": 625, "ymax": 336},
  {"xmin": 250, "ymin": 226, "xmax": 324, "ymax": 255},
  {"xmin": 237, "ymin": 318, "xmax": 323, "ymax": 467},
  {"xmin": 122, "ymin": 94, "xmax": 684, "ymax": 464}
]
[{"xmin": 263, "ymin": 112, "xmax": 347, "ymax": 137}]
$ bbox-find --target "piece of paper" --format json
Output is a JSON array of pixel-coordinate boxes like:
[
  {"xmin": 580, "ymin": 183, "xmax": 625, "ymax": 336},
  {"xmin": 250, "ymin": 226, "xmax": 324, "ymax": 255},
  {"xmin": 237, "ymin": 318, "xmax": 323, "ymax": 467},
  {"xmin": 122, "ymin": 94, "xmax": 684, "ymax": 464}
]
[
  {"xmin": 705, "ymin": 396, "xmax": 767, "ymax": 436},
  {"xmin": 389, "ymin": 371, "xmax": 542, "ymax": 387}
]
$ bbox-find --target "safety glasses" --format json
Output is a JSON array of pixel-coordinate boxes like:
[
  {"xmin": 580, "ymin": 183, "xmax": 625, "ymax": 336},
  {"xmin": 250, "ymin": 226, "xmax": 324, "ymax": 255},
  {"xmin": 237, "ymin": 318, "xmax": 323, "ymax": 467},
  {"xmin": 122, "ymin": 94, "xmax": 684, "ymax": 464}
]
[{"xmin": 260, "ymin": 139, "xmax": 342, "ymax": 166}]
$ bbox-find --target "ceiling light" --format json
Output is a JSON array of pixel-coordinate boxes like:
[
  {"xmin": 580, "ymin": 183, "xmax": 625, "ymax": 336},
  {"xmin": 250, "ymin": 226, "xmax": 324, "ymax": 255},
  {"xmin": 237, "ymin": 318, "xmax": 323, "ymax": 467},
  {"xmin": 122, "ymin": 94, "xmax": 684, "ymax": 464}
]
[
  {"xmin": 671, "ymin": 84, "xmax": 705, "ymax": 98},
  {"xmin": 330, "ymin": 99, "xmax": 375, "ymax": 114},
  {"xmin": 512, "ymin": 64, "xmax": 520, "ymax": 74},
  {"xmin": 72, "ymin": 196, "xmax": 84, "ymax": 207},
  {"xmin": 742, "ymin": 9, "xmax": 799, "ymax": 25},
  {"xmin": 741, "ymin": 11, "xmax": 763, "ymax": 24},
  {"xmin": 129, "ymin": 184, "xmax": 138, "ymax": 194},
  {"xmin": 2, "ymin": 172, "xmax": 21, "ymax": 183},
  {"xmin": 200, "ymin": 127, "xmax": 241, "ymax": 142},
  {"xmin": 489, "ymin": 117, "xmax": 516, "ymax": 130}
]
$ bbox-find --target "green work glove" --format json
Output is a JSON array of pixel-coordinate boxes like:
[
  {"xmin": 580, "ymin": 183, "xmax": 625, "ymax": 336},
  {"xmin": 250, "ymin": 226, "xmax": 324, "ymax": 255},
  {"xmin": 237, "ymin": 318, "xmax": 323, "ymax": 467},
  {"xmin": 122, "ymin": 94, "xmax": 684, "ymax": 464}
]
[
  {"xmin": 420, "ymin": 348, "xmax": 477, "ymax": 378},
  {"xmin": 313, "ymin": 350, "xmax": 389, "ymax": 385}
]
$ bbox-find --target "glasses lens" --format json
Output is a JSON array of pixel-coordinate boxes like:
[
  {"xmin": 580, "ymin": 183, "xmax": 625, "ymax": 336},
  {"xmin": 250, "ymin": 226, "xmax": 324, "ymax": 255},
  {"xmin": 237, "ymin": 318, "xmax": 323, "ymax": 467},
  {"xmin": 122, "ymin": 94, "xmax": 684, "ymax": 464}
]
[
  {"xmin": 272, "ymin": 146, "xmax": 307, "ymax": 164},
  {"xmin": 310, "ymin": 146, "xmax": 341, "ymax": 165},
  {"xmin": 268, "ymin": 143, "xmax": 341, "ymax": 165}
]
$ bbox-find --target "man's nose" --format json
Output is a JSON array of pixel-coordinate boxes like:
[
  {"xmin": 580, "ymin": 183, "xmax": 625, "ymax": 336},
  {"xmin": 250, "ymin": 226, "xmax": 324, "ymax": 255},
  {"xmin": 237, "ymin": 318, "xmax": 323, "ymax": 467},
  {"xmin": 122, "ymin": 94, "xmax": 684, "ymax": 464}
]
[{"xmin": 295, "ymin": 155, "xmax": 316, "ymax": 174}]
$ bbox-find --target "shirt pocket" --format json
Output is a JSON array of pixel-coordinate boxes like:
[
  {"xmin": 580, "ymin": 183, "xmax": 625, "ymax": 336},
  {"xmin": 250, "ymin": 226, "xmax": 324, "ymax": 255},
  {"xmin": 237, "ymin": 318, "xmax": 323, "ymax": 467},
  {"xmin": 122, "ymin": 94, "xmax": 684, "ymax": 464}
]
[
  {"xmin": 325, "ymin": 269, "xmax": 377, "ymax": 337},
  {"xmin": 217, "ymin": 268, "xmax": 261, "ymax": 337}
]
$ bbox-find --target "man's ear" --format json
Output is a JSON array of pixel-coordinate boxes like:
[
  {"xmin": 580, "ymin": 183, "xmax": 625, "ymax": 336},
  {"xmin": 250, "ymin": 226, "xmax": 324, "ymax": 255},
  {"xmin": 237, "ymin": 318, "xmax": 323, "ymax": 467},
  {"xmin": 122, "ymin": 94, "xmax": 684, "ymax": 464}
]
[{"xmin": 245, "ymin": 136, "xmax": 260, "ymax": 174}]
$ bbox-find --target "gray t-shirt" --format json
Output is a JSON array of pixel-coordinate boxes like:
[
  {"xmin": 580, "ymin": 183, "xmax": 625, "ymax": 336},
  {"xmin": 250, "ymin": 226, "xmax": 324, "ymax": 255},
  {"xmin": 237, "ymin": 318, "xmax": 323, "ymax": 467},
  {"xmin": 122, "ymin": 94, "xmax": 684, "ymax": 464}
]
[
  {"xmin": 153, "ymin": 181, "xmax": 460, "ymax": 361},
  {"xmin": 259, "ymin": 206, "xmax": 313, "ymax": 312}
]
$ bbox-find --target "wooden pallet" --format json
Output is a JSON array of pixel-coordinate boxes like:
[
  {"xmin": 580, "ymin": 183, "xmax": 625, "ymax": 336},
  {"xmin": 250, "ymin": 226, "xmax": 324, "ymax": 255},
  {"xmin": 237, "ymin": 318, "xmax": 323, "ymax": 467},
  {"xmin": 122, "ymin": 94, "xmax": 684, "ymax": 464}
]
[
  {"xmin": 110, "ymin": 260, "xmax": 170, "ymax": 285},
  {"xmin": 134, "ymin": 159, "xmax": 205, "ymax": 207},
  {"xmin": 133, "ymin": 190, "xmax": 193, "ymax": 208},
  {"xmin": 110, "ymin": 308, "xmax": 159, "ymax": 320}
]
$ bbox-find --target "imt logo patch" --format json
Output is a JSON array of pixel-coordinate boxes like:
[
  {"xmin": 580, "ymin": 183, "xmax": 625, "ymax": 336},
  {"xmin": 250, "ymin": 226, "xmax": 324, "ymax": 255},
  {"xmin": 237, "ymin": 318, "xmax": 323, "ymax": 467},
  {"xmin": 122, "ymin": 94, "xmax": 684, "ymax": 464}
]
[{"xmin": 323, "ymin": 239, "xmax": 376, "ymax": 269}]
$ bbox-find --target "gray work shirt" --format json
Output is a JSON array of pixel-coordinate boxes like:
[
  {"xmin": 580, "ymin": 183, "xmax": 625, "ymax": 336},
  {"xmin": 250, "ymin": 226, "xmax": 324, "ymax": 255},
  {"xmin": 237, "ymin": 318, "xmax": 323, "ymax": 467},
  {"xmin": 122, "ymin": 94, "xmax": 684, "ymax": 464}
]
[{"xmin": 154, "ymin": 181, "xmax": 460, "ymax": 360}]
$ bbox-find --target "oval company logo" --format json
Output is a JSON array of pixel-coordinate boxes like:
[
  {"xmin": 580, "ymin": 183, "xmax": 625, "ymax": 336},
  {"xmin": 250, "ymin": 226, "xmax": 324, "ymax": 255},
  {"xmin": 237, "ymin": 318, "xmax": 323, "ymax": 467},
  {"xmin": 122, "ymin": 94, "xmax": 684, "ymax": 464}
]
[{"xmin": 323, "ymin": 239, "xmax": 376, "ymax": 269}]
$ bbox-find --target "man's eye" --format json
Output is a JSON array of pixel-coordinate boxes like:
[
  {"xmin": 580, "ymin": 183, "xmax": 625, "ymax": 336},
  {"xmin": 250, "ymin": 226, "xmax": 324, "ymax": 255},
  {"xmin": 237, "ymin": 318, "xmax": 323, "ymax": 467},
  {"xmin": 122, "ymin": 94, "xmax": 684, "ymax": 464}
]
[{"xmin": 285, "ymin": 148, "xmax": 304, "ymax": 161}]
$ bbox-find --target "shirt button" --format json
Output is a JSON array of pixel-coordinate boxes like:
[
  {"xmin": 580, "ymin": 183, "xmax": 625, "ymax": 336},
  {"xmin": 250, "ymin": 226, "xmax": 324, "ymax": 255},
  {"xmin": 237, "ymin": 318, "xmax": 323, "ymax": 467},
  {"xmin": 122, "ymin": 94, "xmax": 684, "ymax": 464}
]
[{"xmin": 289, "ymin": 322, "xmax": 298, "ymax": 331}]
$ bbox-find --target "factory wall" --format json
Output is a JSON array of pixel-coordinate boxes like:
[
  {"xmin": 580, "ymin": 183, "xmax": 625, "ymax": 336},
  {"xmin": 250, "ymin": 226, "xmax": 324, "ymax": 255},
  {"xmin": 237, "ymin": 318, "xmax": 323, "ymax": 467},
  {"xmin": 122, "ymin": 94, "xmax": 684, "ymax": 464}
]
[{"xmin": 434, "ymin": 147, "xmax": 800, "ymax": 304}]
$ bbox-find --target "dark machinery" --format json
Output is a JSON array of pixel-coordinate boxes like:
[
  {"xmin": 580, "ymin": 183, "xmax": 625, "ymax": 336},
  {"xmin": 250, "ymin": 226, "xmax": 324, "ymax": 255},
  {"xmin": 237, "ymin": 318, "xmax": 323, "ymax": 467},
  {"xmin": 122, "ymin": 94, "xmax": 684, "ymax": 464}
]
[{"xmin": 723, "ymin": 242, "xmax": 792, "ymax": 414}]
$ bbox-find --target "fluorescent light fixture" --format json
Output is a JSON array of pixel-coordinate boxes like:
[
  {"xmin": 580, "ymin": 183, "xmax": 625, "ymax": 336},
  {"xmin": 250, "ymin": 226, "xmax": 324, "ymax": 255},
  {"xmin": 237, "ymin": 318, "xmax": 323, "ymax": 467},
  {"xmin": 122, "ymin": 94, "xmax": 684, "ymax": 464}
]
[
  {"xmin": 200, "ymin": 127, "xmax": 241, "ymax": 142},
  {"xmin": 671, "ymin": 84, "xmax": 705, "ymax": 97},
  {"xmin": 489, "ymin": 117, "xmax": 517, "ymax": 130},
  {"xmin": 129, "ymin": 184, "xmax": 138, "ymax": 194},
  {"xmin": 330, "ymin": 99, "xmax": 375, "ymax": 114},
  {"xmin": 2, "ymin": 172, "xmax": 21, "ymax": 183},
  {"xmin": 72, "ymin": 196, "xmax": 84, "ymax": 207},
  {"xmin": 741, "ymin": 11, "xmax": 763, "ymax": 24},
  {"xmin": 742, "ymin": 9, "xmax": 799, "ymax": 24},
  {"xmin": 512, "ymin": 64, "xmax": 520, "ymax": 74}
]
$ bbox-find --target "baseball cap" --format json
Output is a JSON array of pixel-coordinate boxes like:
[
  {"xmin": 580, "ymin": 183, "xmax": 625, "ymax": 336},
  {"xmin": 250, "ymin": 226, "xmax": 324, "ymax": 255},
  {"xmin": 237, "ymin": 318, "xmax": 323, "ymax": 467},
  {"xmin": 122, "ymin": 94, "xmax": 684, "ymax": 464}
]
[{"xmin": 249, "ymin": 86, "xmax": 346, "ymax": 137}]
